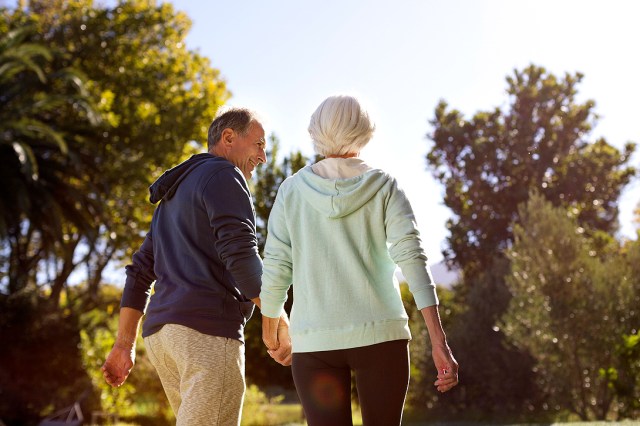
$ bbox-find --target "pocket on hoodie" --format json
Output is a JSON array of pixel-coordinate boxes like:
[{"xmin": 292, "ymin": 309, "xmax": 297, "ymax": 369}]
[
  {"xmin": 223, "ymin": 292, "xmax": 256, "ymax": 324},
  {"xmin": 238, "ymin": 300, "xmax": 255, "ymax": 324}
]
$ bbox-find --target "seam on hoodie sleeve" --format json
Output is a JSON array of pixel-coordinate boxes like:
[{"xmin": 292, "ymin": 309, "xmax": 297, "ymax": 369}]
[
  {"xmin": 121, "ymin": 231, "xmax": 156, "ymax": 312},
  {"xmin": 202, "ymin": 165, "xmax": 263, "ymax": 299}
]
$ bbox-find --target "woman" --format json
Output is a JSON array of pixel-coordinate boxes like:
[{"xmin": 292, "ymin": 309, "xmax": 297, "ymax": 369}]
[{"xmin": 260, "ymin": 95, "xmax": 458, "ymax": 425}]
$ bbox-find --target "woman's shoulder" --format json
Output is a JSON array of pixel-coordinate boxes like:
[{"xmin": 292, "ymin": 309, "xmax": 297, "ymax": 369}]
[{"xmin": 274, "ymin": 165, "xmax": 312, "ymax": 194}]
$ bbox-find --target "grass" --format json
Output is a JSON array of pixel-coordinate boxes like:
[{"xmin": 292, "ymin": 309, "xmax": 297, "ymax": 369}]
[
  {"xmin": 240, "ymin": 401, "xmax": 640, "ymax": 426},
  {"xmin": 98, "ymin": 389, "xmax": 640, "ymax": 426},
  {"xmin": 404, "ymin": 423, "xmax": 640, "ymax": 426},
  {"xmin": 240, "ymin": 401, "xmax": 363, "ymax": 426},
  {"xmin": 105, "ymin": 413, "xmax": 640, "ymax": 426},
  {"xmin": 241, "ymin": 402, "xmax": 305, "ymax": 426}
]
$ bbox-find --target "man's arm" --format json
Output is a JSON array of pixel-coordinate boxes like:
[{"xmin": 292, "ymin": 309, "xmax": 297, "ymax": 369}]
[
  {"xmin": 101, "ymin": 307, "xmax": 144, "ymax": 387},
  {"xmin": 103, "ymin": 229, "xmax": 155, "ymax": 388},
  {"xmin": 206, "ymin": 168, "xmax": 264, "ymax": 300}
]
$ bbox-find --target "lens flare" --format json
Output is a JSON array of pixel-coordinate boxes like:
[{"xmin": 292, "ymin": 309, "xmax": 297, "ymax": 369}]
[{"xmin": 309, "ymin": 372, "xmax": 347, "ymax": 410}]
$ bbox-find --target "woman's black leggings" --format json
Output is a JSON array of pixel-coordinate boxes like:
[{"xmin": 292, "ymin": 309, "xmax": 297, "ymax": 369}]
[{"xmin": 291, "ymin": 339, "xmax": 410, "ymax": 426}]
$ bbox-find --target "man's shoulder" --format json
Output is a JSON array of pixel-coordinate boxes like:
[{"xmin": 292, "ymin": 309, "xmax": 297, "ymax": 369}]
[
  {"xmin": 199, "ymin": 155, "xmax": 234, "ymax": 170},
  {"xmin": 196, "ymin": 158, "xmax": 250, "ymax": 196},
  {"xmin": 195, "ymin": 156, "xmax": 240, "ymax": 179}
]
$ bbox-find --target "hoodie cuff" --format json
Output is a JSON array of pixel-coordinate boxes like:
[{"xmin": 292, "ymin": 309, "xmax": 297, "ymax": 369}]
[
  {"xmin": 400, "ymin": 262, "xmax": 439, "ymax": 310},
  {"xmin": 235, "ymin": 271, "xmax": 262, "ymax": 300}
]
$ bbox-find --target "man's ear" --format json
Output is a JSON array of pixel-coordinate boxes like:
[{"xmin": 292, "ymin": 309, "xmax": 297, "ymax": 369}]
[{"xmin": 221, "ymin": 128, "xmax": 235, "ymax": 145}]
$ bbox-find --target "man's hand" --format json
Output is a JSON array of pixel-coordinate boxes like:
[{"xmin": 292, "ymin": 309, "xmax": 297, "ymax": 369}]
[
  {"xmin": 101, "ymin": 344, "xmax": 135, "ymax": 387},
  {"xmin": 102, "ymin": 307, "xmax": 143, "ymax": 387},
  {"xmin": 262, "ymin": 313, "xmax": 292, "ymax": 366}
]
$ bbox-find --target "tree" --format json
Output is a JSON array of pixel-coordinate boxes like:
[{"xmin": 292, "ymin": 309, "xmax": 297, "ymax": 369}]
[
  {"xmin": 613, "ymin": 237, "xmax": 640, "ymax": 418},
  {"xmin": 1, "ymin": 1, "xmax": 230, "ymax": 422},
  {"xmin": 0, "ymin": 25, "xmax": 102, "ymax": 297},
  {"xmin": 426, "ymin": 64, "xmax": 636, "ymax": 276},
  {"xmin": 502, "ymin": 192, "xmax": 640, "ymax": 421},
  {"xmin": 425, "ymin": 258, "xmax": 544, "ymax": 422},
  {"xmin": 424, "ymin": 64, "xmax": 637, "ymax": 420},
  {"xmin": 0, "ymin": 290, "xmax": 92, "ymax": 424},
  {"xmin": 252, "ymin": 135, "xmax": 309, "ymax": 254},
  {"xmin": 1, "ymin": 0, "xmax": 229, "ymax": 307}
]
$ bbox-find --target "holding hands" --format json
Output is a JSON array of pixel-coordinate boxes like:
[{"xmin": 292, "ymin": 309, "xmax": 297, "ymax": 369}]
[{"xmin": 262, "ymin": 313, "xmax": 292, "ymax": 366}]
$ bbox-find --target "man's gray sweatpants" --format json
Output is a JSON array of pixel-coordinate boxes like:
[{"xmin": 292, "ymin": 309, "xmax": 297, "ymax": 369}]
[{"xmin": 144, "ymin": 324, "xmax": 245, "ymax": 426}]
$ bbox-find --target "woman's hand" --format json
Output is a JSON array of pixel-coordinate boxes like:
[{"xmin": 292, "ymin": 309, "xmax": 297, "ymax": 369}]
[
  {"xmin": 431, "ymin": 343, "xmax": 459, "ymax": 393},
  {"xmin": 262, "ymin": 313, "xmax": 292, "ymax": 366}
]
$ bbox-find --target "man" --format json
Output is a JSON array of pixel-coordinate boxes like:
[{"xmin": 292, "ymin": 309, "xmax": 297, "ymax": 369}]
[{"xmin": 102, "ymin": 108, "xmax": 291, "ymax": 425}]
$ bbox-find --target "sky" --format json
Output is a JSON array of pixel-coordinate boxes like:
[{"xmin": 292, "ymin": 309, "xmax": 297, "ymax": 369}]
[{"xmin": 169, "ymin": 0, "xmax": 639, "ymax": 264}]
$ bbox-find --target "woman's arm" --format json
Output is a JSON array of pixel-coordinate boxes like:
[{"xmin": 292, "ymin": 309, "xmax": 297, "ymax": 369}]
[{"xmin": 421, "ymin": 305, "xmax": 459, "ymax": 393}]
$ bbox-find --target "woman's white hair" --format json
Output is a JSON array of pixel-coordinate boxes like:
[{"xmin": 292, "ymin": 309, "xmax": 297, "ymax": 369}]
[{"xmin": 308, "ymin": 95, "xmax": 375, "ymax": 157}]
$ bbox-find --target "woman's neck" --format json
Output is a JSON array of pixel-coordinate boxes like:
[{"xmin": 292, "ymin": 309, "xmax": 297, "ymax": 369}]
[{"xmin": 326, "ymin": 153, "xmax": 359, "ymax": 159}]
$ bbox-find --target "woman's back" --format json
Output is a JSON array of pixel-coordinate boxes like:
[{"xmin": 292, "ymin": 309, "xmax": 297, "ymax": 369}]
[{"xmin": 261, "ymin": 159, "xmax": 437, "ymax": 352}]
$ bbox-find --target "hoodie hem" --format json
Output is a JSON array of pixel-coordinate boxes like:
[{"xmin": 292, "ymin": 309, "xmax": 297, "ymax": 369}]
[{"xmin": 291, "ymin": 319, "xmax": 411, "ymax": 353}]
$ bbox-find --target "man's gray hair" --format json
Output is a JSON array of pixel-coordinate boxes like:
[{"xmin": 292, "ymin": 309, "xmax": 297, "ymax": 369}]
[
  {"xmin": 207, "ymin": 107, "xmax": 259, "ymax": 150},
  {"xmin": 308, "ymin": 95, "xmax": 375, "ymax": 157}
]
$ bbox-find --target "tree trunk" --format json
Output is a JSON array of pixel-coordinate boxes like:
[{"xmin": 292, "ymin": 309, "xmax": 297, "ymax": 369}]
[{"xmin": 48, "ymin": 238, "xmax": 80, "ymax": 309}]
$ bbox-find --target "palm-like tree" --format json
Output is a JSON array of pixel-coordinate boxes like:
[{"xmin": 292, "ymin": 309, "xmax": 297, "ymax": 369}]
[{"xmin": 0, "ymin": 26, "xmax": 102, "ymax": 295}]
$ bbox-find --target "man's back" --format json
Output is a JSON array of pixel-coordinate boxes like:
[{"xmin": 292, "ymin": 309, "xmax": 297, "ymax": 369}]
[{"xmin": 121, "ymin": 154, "xmax": 262, "ymax": 341}]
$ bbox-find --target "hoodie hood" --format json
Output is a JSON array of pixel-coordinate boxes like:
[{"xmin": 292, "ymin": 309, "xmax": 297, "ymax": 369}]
[
  {"xmin": 293, "ymin": 165, "xmax": 389, "ymax": 218},
  {"xmin": 149, "ymin": 153, "xmax": 219, "ymax": 204}
]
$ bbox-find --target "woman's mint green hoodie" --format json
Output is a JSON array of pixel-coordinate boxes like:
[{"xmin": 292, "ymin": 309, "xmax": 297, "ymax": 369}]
[{"xmin": 260, "ymin": 159, "xmax": 438, "ymax": 353}]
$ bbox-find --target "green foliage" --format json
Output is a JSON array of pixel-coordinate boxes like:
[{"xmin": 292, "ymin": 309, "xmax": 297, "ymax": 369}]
[
  {"xmin": 81, "ymin": 306, "xmax": 138, "ymax": 417},
  {"xmin": 426, "ymin": 64, "xmax": 636, "ymax": 276},
  {"xmin": 1, "ymin": 0, "xmax": 229, "ymax": 305},
  {"xmin": 0, "ymin": 24, "xmax": 103, "ymax": 296},
  {"xmin": 240, "ymin": 384, "xmax": 299, "ymax": 426},
  {"xmin": 614, "ymin": 332, "xmax": 640, "ymax": 417},
  {"xmin": 252, "ymin": 135, "xmax": 309, "ymax": 254},
  {"xmin": 0, "ymin": 292, "xmax": 94, "ymax": 424},
  {"xmin": 502, "ymin": 192, "xmax": 640, "ymax": 420},
  {"xmin": 431, "ymin": 260, "xmax": 544, "ymax": 422},
  {"xmin": 1, "ymin": 1, "xmax": 229, "ymax": 422},
  {"xmin": 0, "ymin": 282, "xmax": 173, "ymax": 425},
  {"xmin": 424, "ymin": 64, "xmax": 637, "ymax": 421},
  {"xmin": 79, "ymin": 284, "xmax": 173, "ymax": 424}
]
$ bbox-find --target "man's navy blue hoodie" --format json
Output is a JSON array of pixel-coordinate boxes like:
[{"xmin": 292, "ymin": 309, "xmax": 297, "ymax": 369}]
[{"xmin": 120, "ymin": 153, "xmax": 263, "ymax": 342}]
